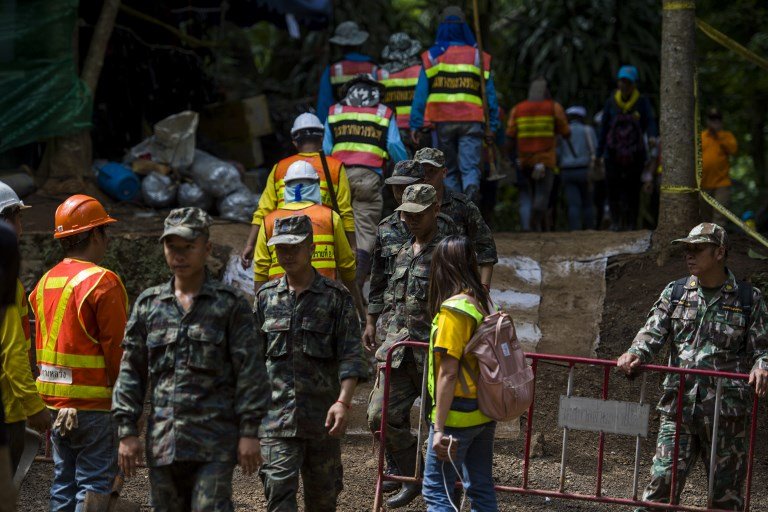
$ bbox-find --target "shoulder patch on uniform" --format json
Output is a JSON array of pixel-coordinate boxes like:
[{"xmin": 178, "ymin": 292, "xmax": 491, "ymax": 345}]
[
  {"xmin": 449, "ymin": 191, "xmax": 470, "ymax": 204},
  {"xmin": 320, "ymin": 275, "xmax": 347, "ymax": 293},
  {"xmin": 378, "ymin": 212, "xmax": 399, "ymax": 227},
  {"xmin": 136, "ymin": 284, "xmax": 166, "ymax": 302},
  {"xmin": 212, "ymin": 280, "xmax": 242, "ymax": 298}
]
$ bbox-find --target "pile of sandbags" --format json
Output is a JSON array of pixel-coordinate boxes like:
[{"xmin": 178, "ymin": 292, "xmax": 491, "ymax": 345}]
[{"xmin": 123, "ymin": 111, "xmax": 260, "ymax": 222}]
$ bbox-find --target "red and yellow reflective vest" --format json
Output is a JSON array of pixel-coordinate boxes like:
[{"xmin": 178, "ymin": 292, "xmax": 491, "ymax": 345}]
[
  {"xmin": 30, "ymin": 259, "xmax": 127, "ymax": 411},
  {"xmin": 328, "ymin": 103, "xmax": 393, "ymax": 169},
  {"xmin": 273, "ymin": 153, "xmax": 343, "ymax": 210},
  {"xmin": 513, "ymin": 100, "xmax": 557, "ymax": 154},
  {"xmin": 422, "ymin": 46, "xmax": 490, "ymax": 123},
  {"xmin": 264, "ymin": 203, "xmax": 336, "ymax": 280},
  {"xmin": 330, "ymin": 59, "xmax": 378, "ymax": 101},
  {"xmin": 378, "ymin": 64, "xmax": 423, "ymax": 129}
]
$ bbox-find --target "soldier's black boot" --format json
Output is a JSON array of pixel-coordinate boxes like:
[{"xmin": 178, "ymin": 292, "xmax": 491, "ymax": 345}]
[
  {"xmin": 382, "ymin": 450, "xmax": 401, "ymax": 493},
  {"xmin": 386, "ymin": 445, "xmax": 421, "ymax": 508}
]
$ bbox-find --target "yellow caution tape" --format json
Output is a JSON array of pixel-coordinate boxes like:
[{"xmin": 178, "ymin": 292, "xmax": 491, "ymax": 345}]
[
  {"xmin": 701, "ymin": 191, "xmax": 768, "ymax": 248},
  {"xmin": 690, "ymin": 65, "xmax": 768, "ymax": 249},
  {"xmin": 660, "ymin": 185, "xmax": 698, "ymax": 194},
  {"xmin": 696, "ymin": 19, "xmax": 768, "ymax": 72},
  {"xmin": 663, "ymin": 1, "xmax": 695, "ymax": 10}
]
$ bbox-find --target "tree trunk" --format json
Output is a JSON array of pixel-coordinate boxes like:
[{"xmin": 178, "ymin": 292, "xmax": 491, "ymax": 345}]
[
  {"xmin": 654, "ymin": 0, "xmax": 699, "ymax": 251},
  {"xmin": 41, "ymin": 0, "xmax": 121, "ymax": 195}
]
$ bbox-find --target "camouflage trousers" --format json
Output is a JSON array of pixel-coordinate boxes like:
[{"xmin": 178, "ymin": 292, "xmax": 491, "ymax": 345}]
[
  {"xmin": 259, "ymin": 437, "xmax": 342, "ymax": 512},
  {"xmin": 366, "ymin": 355, "xmax": 423, "ymax": 452},
  {"xmin": 638, "ymin": 414, "xmax": 748, "ymax": 511},
  {"xmin": 150, "ymin": 461, "xmax": 234, "ymax": 512}
]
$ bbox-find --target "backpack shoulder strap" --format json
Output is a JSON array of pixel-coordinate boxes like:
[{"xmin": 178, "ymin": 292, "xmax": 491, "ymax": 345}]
[{"xmin": 669, "ymin": 277, "xmax": 689, "ymax": 311}]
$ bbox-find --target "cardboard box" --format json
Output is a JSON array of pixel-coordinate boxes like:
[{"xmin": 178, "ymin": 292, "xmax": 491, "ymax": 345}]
[{"xmin": 197, "ymin": 95, "xmax": 272, "ymax": 167}]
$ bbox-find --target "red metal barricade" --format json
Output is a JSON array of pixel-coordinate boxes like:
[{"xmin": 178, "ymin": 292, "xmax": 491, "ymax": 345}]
[{"xmin": 373, "ymin": 342, "xmax": 760, "ymax": 512}]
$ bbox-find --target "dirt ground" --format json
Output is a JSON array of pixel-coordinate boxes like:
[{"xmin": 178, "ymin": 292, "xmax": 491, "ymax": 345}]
[{"xmin": 13, "ymin": 190, "xmax": 768, "ymax": 511}]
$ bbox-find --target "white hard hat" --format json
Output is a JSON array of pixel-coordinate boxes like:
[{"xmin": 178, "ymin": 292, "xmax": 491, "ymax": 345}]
[
  {"xmin": 291, "ymin": 113, "xmax": 324, "ymax": 135},
  {"xmin": 566, "ymin": 106, "xmax": 587, "ymax": 118},
  {"xmin": 0, "ymin": 181, "xmax": 30, "ymax": 214},
  {"xmin": 284, "ymin": 161, "xmax": 319, "ymax": 183}
]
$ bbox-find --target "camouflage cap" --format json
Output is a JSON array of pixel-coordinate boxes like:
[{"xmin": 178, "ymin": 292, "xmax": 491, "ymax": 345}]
[
  {"xmin": 394, "ymin": 184, "xmax": 437, "ymax": 213},
  {"xmin": 267, "ymin": 215, "xmax": 313, "ymax": 246},
  {"xmin": 414, "ymin": 147, "xmax": 445, "ymax": 168},
  {"xmin": 160, "ymin": 207, "xmax": 212, "ymax": 241},
  {"xmin": 384, "ymin": 160, "xmax": 424, "ymax": 185},
  {"xmin": 672, "ymin": 222, "xmax": 729, "ymax": 248}
]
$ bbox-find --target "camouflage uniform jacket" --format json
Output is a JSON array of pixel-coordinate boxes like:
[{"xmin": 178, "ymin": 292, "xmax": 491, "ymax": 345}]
[
  {"xmin": 375, "ymin": 232, "xmax": 448, "ymax": 368},
  {"xmin": 628, "ymin": 270, "xmax": 768, "ymax": 420},
  {"xmin": 255, "ymin": 271, "xmax": 368, "ymax": 439},
  {"xmin": 441, "ymin": 190, "xmax": 498, "ymax": 265},
  {"xmin": 368, "ymin": 212, "xmax": 456, "ymax": 318},
  {"xmin": 112, "ymin": 275, "xmax": 269, "ymax": 467}
]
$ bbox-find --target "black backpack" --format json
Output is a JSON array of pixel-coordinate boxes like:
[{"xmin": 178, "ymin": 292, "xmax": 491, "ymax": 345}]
[
  {"xmin": 606, "ymin": 111, "xmax": 644, "ymax": 166},
  {"xmin": 669, "ymin": 277, "xmax": 753, "ymax": 327}
]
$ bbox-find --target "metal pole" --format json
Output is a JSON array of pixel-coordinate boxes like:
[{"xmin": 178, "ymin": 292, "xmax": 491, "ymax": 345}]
[
  {"xmin": 669, "ymin": 373, "xmax": 687, "ymax": 505},
  {"xmin": 595, "ymin": 365, "xmax": 610, "ymax": 497},
  {"xmin": 415, "ymin": 351, "xmax": 429, "ymax": 478},
  {"xmin": 707, "ymin": 378, "xmax": 723, "ymax": 508},
  {"xmin": 522, "ymin": 359, "xmax": 538, "ymax": 489},
  {"xmin": 559, "ymin": 364, "xmax": 575, "ymax": 492},
  {"xmin": 632, "ymin": 372, "xmax": 648, "ymax": 500},
  {"xmin": 743, "ymin": 392, "xmax": 759, "ymax": 511}
]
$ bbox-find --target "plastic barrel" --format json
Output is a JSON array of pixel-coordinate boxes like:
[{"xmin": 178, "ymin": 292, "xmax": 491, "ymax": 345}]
[{"xmin": 97, "ymin": 162, "xmax": 140, "ymax": 201}]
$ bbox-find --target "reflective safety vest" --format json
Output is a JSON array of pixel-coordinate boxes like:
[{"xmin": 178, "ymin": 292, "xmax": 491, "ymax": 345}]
[
  {"xmin": 330, "ymin": 59, "xmax": 378, "ymax": 101},
  {"xmin": 378, "ymin": 65, "xmax": 422, "ymax": 129},
  {"xmin": 31, "ymin": 260, "xmax": 126, "ymax": 411},
  {"xmin": 513, "ymin": 100, "xmax": 557, "ymax": 154},
  {"xmin": 264, "ymin": 203, "xmax": 337, "ymax": 280},
  {"xmin": 422, "ymin": 46, "xmax": 490, "ymax": 124},
  {"xmin": 428, "ymin": 297, "xmax": 492, "ymax": 428},
  {"xmin": 273, "ymin": 153, "xmax": 343, "ymax": 210},
  {"xmin": 328, "ymin": 103, "xmax": 393, "ymax": 169}
]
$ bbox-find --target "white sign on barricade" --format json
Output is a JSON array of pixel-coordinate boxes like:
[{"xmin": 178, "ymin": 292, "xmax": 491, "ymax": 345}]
[{"xmin": 558, "ymin": 395, "xmax": 650, "ymax": 437}]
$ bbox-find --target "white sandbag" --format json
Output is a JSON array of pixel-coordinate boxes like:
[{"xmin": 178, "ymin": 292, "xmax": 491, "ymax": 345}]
[
  {"xmin": 188, "ymin": 150, "xmax": 242, "ymax": 198},
  {"xmin": 141, "ymin": 172, "xmax": 177, "ymax": 208},
  {"xmin": 177, "ymin": 182, "xmax": 213, "ymax": 211}
]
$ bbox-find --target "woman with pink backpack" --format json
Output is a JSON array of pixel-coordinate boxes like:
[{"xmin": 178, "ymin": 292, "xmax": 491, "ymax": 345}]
[{"xmin": 422, "ymin": 235, "xmax": 498, "ymax": 511}]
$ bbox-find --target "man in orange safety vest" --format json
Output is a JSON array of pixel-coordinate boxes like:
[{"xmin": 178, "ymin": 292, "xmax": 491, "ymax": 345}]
[{"xmin": 29, "ymin": 194, "xmax": 128, "ymax": 511}]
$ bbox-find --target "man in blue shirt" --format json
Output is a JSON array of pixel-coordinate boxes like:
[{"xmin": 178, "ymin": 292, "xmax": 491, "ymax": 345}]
[
  {"xmin": 409, "ymin": 6, "xmax": 499, "ymax": 203},
  {"xmin": 316, "ymin": 21, "xmax": 378, "ymax": 124}
]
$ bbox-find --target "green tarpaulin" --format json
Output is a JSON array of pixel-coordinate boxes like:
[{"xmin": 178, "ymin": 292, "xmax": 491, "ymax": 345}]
[{"xmin": 0, "ymin": 0, "xmax": 92, "ymax": 152}]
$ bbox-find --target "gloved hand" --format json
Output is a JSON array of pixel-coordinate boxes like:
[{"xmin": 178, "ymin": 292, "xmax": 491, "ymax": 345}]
[
  {"xmin": 53, "ymin": 408, "xmax": 78, "ymax": 437},
  {"xmin": 531, "ymin": 163, "xmax": 547, "ymax": 181}
]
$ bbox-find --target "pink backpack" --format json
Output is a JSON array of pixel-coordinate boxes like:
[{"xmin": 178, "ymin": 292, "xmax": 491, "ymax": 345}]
[{"xmin": 460, "ymin": 304, "xmax": 534, "ymax": 422}]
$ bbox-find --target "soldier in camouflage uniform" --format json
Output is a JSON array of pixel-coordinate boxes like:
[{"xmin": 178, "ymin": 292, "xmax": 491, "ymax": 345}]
[
  {"xmin": 366, "ymin": 160, "xmax": 457, "ymax": 346},
  {"xmin": 254, "ymin": 215, "xmax": 367, "ymax": 512},
  {"xmin": 366, "ymin": 184, "xmax": 450, "ymax": 508},
  {"xmin": 618, "ymin": 223, "xmax": 768, "ymax": 511},
  {"xmin": 414, "ymin": 147, "xmax": 498, "ymax": 285},
  {"xmin": 112, "ymin": 208, "xmax": 270, "ymax": 512}
]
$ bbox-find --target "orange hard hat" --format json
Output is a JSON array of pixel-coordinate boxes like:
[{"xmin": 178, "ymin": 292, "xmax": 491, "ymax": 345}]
[{"xmin": 53, "ymin": 194, "xmax": 118, "ymax": 239}]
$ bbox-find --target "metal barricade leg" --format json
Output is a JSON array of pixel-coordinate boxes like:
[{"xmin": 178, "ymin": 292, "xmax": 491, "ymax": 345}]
[
  {"xmin": 522, "ymin": 359, "xmax": 538, "ymax": 490},
  {"xmin": 559, "ymin": 364, "xmax": 575, "ymax": 492},
  {"xmin": 743, "ymin": 393, "xmax": 759, "ymax": 512},
  {"xmin": 595, "ymin": 365, "xmax": 610, "ymax": 497},
  {"xmin": 669, "ymin": 373, "xmax": 687, "ymax": 506},
  {"xmin": 373, "ymin": 363, "xmax": 392, "ymax": 512},
  {"xmin": 415, "ymin": 358, "xmax": 429, "ymax": 478},
  {"xmin": 707, "ymin": 378, "xmax": 723, "ymax": 508},
  {"xmin": 632, "ymin": 373, "xmax": 648, "ymax": 501}
]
